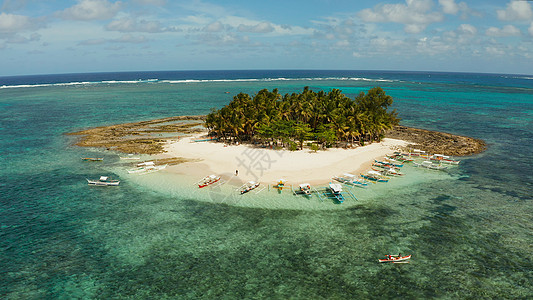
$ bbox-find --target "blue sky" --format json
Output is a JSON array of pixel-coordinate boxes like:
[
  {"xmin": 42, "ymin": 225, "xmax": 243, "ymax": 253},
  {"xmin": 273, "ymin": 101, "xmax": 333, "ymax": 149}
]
[{"xmin": 1, "ymin": 0, "xmax": 533, "ymax": 76}]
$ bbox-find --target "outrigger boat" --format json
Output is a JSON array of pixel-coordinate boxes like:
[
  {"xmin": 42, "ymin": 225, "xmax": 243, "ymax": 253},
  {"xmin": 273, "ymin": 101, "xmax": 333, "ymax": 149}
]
[
  {"xmin": 273, "ymin": 179, "xmax": 290, "ymax": 193},
  {"xmin": 327, "ymin": 183, "xmax": 345, "ymax": 203},
  {"xmin": 295, "ymin": 183, "xmax": 312, "ymax": 195},
  {"xmin": 375, "ymin": 159, "xmax": 403, "ymax": 168},
  {"xmin": 240, "ymin": 181, "xmax": 260, "ymax": 194},
  {"xmin": 120, "ymin": 154, "xmax": 140, "ymax": 160},
  {"xmin": 371, "ymin": 166, "xmax": 404, "ymax": 176},
  {"xmin": 429, "ymin": 154, "xmax": 460, "ymax": 165},
  {"xmin": 82, "ymin": 157, "xmax": 103, "ymax": 161},
  {"xmin": 332, "ymin": 173, "xmax": 369, "ymax": 187},
  {"xmin": 414, "ymin": 161, "xmax": 447, "ymax": 170},
  {"xmin": 386, "ymin": 154, "xmax": 413, "ymax": 163},
  {"xmin": 361, "ymin": 170, "xmax": 389, "ymax": 182},
  {"xmin": 198, "ymin": 175, "xmax": 221, "ymax": 188},
  {"xmin": 379, "ymin": 254, "xmax": 412, "ymax": 263},
  {"xmin": 86, "ymin": 176, "xmax": 120, "ymax": 186}
]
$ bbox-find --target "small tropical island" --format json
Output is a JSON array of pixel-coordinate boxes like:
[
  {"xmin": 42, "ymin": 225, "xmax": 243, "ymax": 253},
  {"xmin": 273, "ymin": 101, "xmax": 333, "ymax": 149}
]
[{"xmin": 69, "ymin": 87, "xmax": 485, "ymax": 185}]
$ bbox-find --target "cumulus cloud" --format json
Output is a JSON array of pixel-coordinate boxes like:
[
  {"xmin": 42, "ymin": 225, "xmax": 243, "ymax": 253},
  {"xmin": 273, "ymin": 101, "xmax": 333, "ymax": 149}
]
[
  {"xmin": 0, "ymin": 12, "xmax": 35, "ymax": 34},
  {"xmin": 497, "ymin": 1, "xmax": 533, "ymax": 21},
  {"xmin": 357, "ymin": 0, "xmax": 444, "ymax": 33},
  {"xmin": 438, "ymin": 0, "xmax": 468, "ymax": 15},
  {"xmin": 457, "ymin": 24, "xmax": 476, "ymax": 35},
  {"xmin": 106, "ymin": 17, "xmax": 170, "ymax": 33},
  {"xmin": 486, "ymin": 25, "xmax": 521, "ymax": 37},
  {"xmin": 59, "ymin": 0, "xmax": 122, "ymax": 21},
  {"xmin": 203, "ymin": 21, "xmax": 226, "ymax": 32},
  {"xmin": 237, "ymin": 22, "xmax": 274, "ymax": 33}
]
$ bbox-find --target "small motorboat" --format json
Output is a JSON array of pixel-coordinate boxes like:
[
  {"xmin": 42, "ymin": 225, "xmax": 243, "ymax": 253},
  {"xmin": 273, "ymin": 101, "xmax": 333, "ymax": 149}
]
[
  {"xmin": 378, "ymin": 254, "xmax": 412, "ymax": 263},
  {"xmin": 87, "ymin": 176, "xmax": 120, "ymax": 186}
]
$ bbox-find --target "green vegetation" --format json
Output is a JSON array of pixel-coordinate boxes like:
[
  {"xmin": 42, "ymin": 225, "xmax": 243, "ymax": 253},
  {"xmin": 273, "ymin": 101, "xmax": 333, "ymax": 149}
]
[{"xmin": 205, "ymin": 86, "xmax": 400, "ymax": 150}]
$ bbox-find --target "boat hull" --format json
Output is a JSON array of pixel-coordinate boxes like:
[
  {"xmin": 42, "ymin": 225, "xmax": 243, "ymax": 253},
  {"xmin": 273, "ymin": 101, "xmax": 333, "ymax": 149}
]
[{"xmin": 379, "ymin": 255, "xmax": 412, "ymax": 263}]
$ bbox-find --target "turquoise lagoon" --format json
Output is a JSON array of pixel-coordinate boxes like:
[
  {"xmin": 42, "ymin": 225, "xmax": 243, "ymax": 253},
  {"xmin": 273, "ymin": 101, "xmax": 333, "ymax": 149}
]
[{"xmin": 0, "ymin": 71, "xmax": 531, "ymax": 298}]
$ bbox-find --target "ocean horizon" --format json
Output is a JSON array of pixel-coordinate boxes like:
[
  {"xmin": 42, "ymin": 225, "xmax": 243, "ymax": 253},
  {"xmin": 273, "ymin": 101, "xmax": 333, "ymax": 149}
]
[{"xmin": 1, "ymin": 70, "xmax": 531, "ymax": 298}]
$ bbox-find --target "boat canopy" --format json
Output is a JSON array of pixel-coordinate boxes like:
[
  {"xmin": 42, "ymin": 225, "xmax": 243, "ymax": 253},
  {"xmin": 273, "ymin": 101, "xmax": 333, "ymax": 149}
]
[
  {"xmin": 100, "ymin": 176, "xmax": 108, "ymax": 181},
  {"xmin": 299, "ymin": 183, "xmax": 310, "ymax": 188},
  {"xmin": 329, "ymin": 183, "xmax": 342, "ymax": 192},
  {"xmin": 343, "ymin": 173, "xmax": 356, "ymax": 178},
  {"xmin": 368, "ymin": 170, "xmax": 381, "ymax": 176}
]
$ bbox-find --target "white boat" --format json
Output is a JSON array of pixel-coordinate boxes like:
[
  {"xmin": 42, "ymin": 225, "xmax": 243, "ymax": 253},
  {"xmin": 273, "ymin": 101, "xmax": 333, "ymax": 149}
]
[
  {"xmin": 328, "ymin": 183, "xmax": 345, "ymax": 203},
  {"xmin": 429, "ymin": 154, "xmax": 460, "ymax": 164},
  {"xmin": 198, "ymin": 174, "xmax": 221, "ymax": 188},
  {"xmin": 333, "ymin": 173, "xmax": 369, "ymax": 187},
  {"xmin": 240, "ymin": 181, "xmax": 260, "ymax": 194},
  {"xmin": 120, "ymin": 154, "xmax": 140, "ymax": 160},
  {"xmin": 371, "ymin": 166, "xmax": 404, "ymax": 176},
  {"xmin": 87, "ymin": 176, "xmax": 120, "ymax": 186},
  {"xmin": 414, "ymin": 160, "xmax": 447, "ymax": 170},
  {"xmin": 296, "ymin": 183, "xmax": 312, "ymax": 195}
]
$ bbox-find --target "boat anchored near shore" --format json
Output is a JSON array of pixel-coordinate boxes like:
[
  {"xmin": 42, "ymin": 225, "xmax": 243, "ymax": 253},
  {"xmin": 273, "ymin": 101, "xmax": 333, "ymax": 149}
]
[{"xmin": 86, "ymin": 176, "xmax": 120, "ymax": 186}]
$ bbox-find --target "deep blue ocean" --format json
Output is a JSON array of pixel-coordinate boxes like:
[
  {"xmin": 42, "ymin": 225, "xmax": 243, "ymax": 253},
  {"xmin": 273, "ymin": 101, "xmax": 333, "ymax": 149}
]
[{"xmin": 0, "ymin": 70, "xmax": 532, "ymax": 298}]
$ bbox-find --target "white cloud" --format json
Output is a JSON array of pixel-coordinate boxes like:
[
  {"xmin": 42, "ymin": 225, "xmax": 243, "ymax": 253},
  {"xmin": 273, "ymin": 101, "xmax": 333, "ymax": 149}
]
[
  {"xmin": 204, "ymin": 21, "xmax": 226, "ymax": 33},
  {"xmin": 438, "ymin": 0, "xmax": 468, "ymax": 15},
  {"xmin": 0, "ymin": 12, "xmax": 35, "ymax": 34},
  {"xmin": 497, "ymin": 1, "xmax": 533, "ymax": 21},
  {"xmin": 106, "ymin": 17, "xmax": 169, "ymax": 33},
  {"xmin": 59, "ymin": 0, "xmax": 122, "ymax": 21},
  {"xmin": 357, "ymin": 0, "xmax": 444, "ymax": 33},
  {"xmin": 238, "ymin": 22, "xmax": 274, "ymax": 33},
  {"xmin": 486, "ymin": 25, "xmax": 521, "ymax": 37},
  {"xmin": 457, "ymin": 24, "xmax": 476, "ymax": 35}
]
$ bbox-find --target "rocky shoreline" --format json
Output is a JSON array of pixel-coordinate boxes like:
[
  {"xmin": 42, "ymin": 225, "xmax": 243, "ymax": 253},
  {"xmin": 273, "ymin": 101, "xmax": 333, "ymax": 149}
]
[
  {"xmin": 68, "ymin": 116, "xmax": 486, "ymax": 157},
  {"xmin": 386, "ymin": 125, "xmax": 486, "ymax": 156}
]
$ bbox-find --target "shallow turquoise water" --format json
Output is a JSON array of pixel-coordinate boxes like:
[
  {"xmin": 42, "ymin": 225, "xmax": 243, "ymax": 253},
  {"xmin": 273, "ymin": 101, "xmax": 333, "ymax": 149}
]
[{"xmin": 0, "ymin": 71, "xmax": 531, "ymax": 298}]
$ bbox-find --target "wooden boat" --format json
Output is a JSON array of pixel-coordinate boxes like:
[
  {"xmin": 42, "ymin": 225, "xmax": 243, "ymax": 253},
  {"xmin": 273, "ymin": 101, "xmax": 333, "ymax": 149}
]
[
  {"xmin": 198, "ymin": 175, "xmax": 221, "ymax": 188},
  {"xmin": 82, "ymin": 157, "xmax": 103, "ymax": 161},
  {"xmin": 240, "ymin": 181, "xmax": 260, "ymax": 194},
  {"xmin": 414, "ymin": 161, "xmax": 447, "ymax": 170},
  {"xmin": 333, "ymin": 173, "xmax": 369, "ymax": 187},
  {"xmin": 429, "ymin": 154, "xmax": 460, "ymax": 165},
  {"xmin": 361, "ymin": 171, "xmax": 389, "ymax": 182},
  {"xmin": 379, "ymin": 254, "xmax": 412, "ymax": 263},
  {"xmin": 372, "ymin": 161, "xmax": 401, "ymax": 170},
  {"xmin": 328, "ymin": 183, "xmax": 345, "ymax": 203},
  {"xmin": 86, "ymin": 176, "xmax": 119, "ymax": 186}
]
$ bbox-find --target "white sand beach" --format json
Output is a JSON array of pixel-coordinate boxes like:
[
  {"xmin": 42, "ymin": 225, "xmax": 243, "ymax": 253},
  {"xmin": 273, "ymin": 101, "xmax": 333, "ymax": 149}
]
[{"xmin": 163, "ymin": 135, "xmax": 409, "ymax": 186}]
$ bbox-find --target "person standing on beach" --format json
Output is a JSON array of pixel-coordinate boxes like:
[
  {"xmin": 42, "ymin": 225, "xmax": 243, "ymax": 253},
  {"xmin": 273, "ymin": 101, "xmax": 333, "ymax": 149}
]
[{"xmin": 235, "ymin": 169, "xmax": 238, "ymax": 176}]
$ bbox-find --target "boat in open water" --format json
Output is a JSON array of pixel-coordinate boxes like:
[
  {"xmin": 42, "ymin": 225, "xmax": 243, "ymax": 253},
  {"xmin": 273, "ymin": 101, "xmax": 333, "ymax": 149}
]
[
  {"xmin": 86, "ymin": 176, "xmax": 120, "ymax": 186},
  {"xmin": 379, "ymin": 254, "xmax": 412, "ymax": 263}
]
